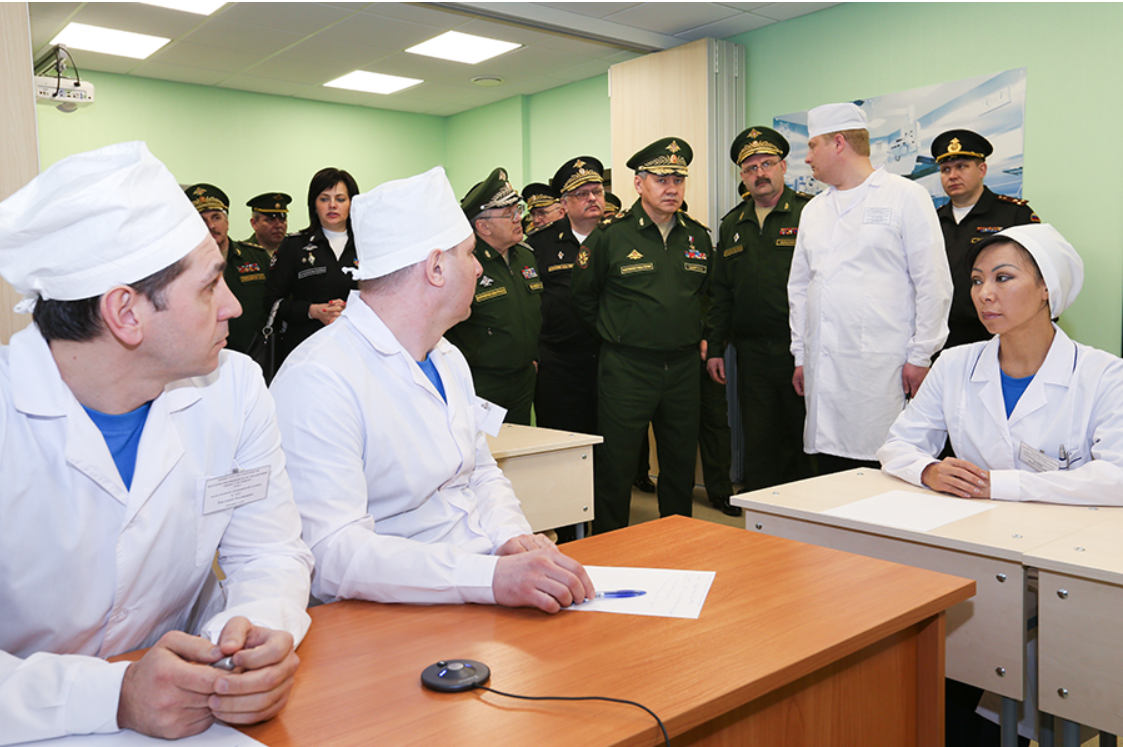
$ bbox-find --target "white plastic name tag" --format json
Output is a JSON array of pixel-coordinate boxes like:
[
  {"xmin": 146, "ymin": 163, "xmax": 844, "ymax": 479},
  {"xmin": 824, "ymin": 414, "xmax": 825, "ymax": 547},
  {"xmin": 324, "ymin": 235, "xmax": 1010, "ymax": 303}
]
[
  {"xmin": 1019, "ymin": 442, "xmax": 1059, "ymax": 473},
  {"xmin": 863, "ymin": 207, "xmax": 892, "ymax": 225},
  {"xmin": 203, "ymin": 466, "xmax": 271, "ymax": 514},
  {"xmin": 475, "ymin": 397, "xmax": 507, "ymax": 437}
]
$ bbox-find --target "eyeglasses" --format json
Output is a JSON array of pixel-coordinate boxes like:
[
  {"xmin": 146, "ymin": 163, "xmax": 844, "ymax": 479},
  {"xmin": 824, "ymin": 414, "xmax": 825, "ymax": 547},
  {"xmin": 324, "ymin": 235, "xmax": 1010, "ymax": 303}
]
[
  {"xmin": 566, "ymin": 186, "xmax": 604, "ymax": 201},
  {"xmin": 741, "ymin": 159, "xmax": 780, "ymax": 175},
  {"xmin": 481, "ymin": 209, "xmax": 521, "ymax": 223}
]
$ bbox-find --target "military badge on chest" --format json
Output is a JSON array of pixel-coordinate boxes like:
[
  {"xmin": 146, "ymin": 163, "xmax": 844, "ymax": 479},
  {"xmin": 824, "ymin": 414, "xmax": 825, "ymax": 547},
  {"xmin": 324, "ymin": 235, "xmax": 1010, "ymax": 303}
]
[
  {"xmin": 479, "ymin": 275, "xmax": 494, "ymax": 287},
  {"xmin": 521, "ymin": 266, "xmax": 539, "ymax": 280}
]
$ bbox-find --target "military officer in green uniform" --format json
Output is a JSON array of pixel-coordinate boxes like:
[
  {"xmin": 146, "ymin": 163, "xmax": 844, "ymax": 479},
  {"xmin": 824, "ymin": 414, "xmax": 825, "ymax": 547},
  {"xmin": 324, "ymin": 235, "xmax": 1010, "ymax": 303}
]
[
  {"xmin": 522, "ymin": 182, "xmax": 564, "ymax": 234},
  {"xmin": 705, "ymin": 126, "xmax": 813, "ymax": 492},
  {"xmin": 446, "ymin": 168, "xmax": 542, "ymax": 425},
  {"xmin": 242, "ymin": 192, "xmax": 291, "ymax": 256},
  {"xmin": 572, "ymin": 138, "xmax": 712, "ymax": 534},
  {"xmin": 602, "ymin": 191, "xmax": 622, "ymax": 218},
  {"xmin": 184, "ymin": 183, "xmax": 272, "ymax": 355},
  {"xmin": 932, "ymin": 129, "xmax": 1040, "ymax": 349}
]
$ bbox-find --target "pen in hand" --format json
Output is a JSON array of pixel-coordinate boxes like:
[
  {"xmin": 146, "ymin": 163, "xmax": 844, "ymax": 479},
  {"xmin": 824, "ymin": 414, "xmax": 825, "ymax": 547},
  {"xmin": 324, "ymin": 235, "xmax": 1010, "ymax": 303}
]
[{"xmin": 594, "ymin": 590, "xmax": 646, "ymax": 599}]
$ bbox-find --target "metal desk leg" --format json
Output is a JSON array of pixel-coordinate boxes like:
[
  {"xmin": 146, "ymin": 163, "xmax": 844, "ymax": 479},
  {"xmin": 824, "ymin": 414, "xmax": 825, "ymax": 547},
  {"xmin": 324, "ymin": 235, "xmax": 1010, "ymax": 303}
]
[
  {"xmin": 1000, "ymin": 697, "xmax": 1018, "ymax": 747},
  {"xmin": 1101, "ymin": 733, "xmax": 1118, "ymax": 747},
  {"xmin": 1061, "ymin": 719, "xmax": 1081, "ymax": 747},
  {"xmin": 575, "ymin": 522, "xmax": 586, "ymax": 540},
  {"xmin": 1039, "ymin": 713, "xmax": 1055, "ymax": 747}
]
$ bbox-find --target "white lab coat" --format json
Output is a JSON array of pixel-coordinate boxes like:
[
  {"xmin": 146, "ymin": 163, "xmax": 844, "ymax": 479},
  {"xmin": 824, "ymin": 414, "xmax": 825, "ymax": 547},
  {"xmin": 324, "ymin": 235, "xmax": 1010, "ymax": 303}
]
[
  {"xmin": 878, "ymin": 326, "xmax": 1123, "ymax": 505},
  {"xmin": 271, "ymin": 291, "xmax": 532, "ymax": 606},
  {"xmin": 789, "ymin": 166, "xmax": 952, "ymax": 459},
  {"xmin": 0, "ymin": 326, "xmax": 313, "ymax": 745}
]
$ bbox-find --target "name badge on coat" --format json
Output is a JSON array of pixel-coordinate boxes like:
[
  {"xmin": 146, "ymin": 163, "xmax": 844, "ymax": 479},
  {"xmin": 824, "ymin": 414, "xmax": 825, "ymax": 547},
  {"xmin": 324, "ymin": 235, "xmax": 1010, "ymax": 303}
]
[
  {"xmin": 202, "ymin": 466, "xmax": 271, "ymax": 514},
  {"xmin": 475, "ymin": 397, "xmax": 507, "ymax": 437},
  {"xmin": 863, "ymin": 207, "xmax": 892, "ymax": 225}
]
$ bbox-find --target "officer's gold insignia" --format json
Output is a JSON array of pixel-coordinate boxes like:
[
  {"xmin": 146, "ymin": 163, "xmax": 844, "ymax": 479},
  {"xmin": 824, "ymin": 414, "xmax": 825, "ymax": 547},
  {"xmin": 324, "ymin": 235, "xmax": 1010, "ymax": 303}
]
[
  {"xmin": 627, "ymin": 250, "xmax": 643, "ymax": 260},
  {"xmin": 948, "ymin": 138, "xmax": 962, "ymax": 154},
  {"xmin": 576, "ymin": 247, "xmax": 590, "ymax": 269},
  {"xmin": 573, "ymin": 159, "xmax": 585, "ymax": 169},
  {"xmin": 667, "ymin": 141, "xmax": 681, "ymax": 153},
  {"xmin": 193, "ymin": 187, "xmax": 206, "ymax": 196},
  {"xmin": 748, "ymin": 128, "xmax": 761, "ymax": 138}
]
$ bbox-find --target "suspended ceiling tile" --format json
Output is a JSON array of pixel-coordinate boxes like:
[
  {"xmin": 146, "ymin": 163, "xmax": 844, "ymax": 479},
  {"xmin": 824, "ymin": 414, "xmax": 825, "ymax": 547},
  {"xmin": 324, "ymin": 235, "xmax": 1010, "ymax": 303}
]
[
  {"xmin": 56, "ymin": 49, "xmax": 142, "ymax": 75},
  {"xmin": 216, "ymin": 74, "xmax": 311, "ymax": 97},
  {"xmin": 752, "ymin": 2, "xmax": 840, "ymax": 22},
  {"xmin": 243, "ymin": 56, "xmax": 348, "ymax": 86},
  {"xmin": 130, "ymin": 61, "xmax": 229, "ymax": 86},
  {"xmin": 452, "ymin": 18, "xmax": 553, "ymax": 46},
  {"xmin": 534, "ymin": 35, "xmax": 631, "ymax": 59},
  {"xmin": 603, "ymin": 2, "xmax": 741, "ymax": 35},
  {"xmin": 356, "ymin": 3, "xmax": 466, "ymax": 30},
  {"xmin": 217, "ymin": 2, "xmax": 354, "ymax": 34},
  {"xmin": 549, "ymin": 58, "xmax": 616, "ymax": 82},
  {"xmin": 149, "ymin": 41, "xmax": 261, "ymax": 73},
  {"xmin": 713, "ymin": 2, "xmax": 774, "ymax": 11},
  {"xmin": 538, "ymin": 3, "xmax": 644, "ymax": 18},
  {"xmin": 315, "ymin": 11, "xmax": 446, "ymax": 49},
  {"xmin": 178, "ymin": 18, "xmax": 306, "ymax": 57},
  {"xmin": 276, "ymin": 35, "xmax": 381, "ymax": 69},
  {"xmin": 674, "ymin": 13, "xmax": 776, "ymax": 40}
]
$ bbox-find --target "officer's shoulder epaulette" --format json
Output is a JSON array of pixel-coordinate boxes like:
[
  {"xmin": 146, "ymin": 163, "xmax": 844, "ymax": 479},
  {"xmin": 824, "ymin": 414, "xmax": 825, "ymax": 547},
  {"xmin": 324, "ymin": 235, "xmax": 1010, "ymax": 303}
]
[
  {"xmin": 599, "ymin": 209, "xmax": 629, "ymax": 228},
  {"xmin": 720, "ymin": 202, "xmax": 745, "ymax": 223},
  {"xmin": 242, "ymin": 239, "xmax": 265, "ymax": 250},
  {"xmin": 795, "ymin": 191, "xmax": 815, "ymax": 201},
  {"xmin": 995, "ymin": 194, "xmax": 1030, "ymax": 207},
  {"xmin": 678, "ymin": 210, "xmax": 710, "ymax": 232}
]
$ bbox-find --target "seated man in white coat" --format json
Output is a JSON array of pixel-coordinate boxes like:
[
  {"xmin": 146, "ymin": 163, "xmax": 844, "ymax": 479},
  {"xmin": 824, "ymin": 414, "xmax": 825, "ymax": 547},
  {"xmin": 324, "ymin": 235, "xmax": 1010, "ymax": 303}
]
[
  {"xmin": 271, "ymin": 166, "xmax": 594, "ymax": 613},
  {"xmin": 0, "ymin": 143, "xmax": 314, "ymax": 744}
]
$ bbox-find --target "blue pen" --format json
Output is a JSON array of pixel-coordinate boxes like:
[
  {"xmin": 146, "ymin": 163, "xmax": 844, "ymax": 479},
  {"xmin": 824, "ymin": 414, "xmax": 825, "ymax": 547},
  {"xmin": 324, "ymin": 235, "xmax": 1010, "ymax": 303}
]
[{"xmin": 594, "ymin": 589, "xmax": 646, "ymax": 599}]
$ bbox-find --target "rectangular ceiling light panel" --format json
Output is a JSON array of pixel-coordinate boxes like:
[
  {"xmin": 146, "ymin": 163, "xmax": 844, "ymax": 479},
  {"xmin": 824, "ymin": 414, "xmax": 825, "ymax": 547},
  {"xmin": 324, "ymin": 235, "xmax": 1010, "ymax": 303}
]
[
  {"xmin": 325, "ymin": 71, "xmax": 424, "ymax": 95},
  {"xmin": 406, "ymin": 31, "xmax": 520, "ymax": 64},
  {"xmin": 51, "ymin": 22, "xmax": 171, "ymax": 59}
]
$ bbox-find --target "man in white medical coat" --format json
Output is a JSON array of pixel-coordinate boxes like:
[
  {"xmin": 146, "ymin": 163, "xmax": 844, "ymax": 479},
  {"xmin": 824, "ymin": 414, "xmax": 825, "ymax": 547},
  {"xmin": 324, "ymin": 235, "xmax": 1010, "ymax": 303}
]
[
  {"xmin": 0, "ymin": 143, "xmax": 313, "ymax": 744},
  {"xmin": 789, "ymin": 103, "xmax": 952, "ymax": 472},
  {"xmin": 271, "ymin": 166, "xmax": 594, "ymax": 613}
]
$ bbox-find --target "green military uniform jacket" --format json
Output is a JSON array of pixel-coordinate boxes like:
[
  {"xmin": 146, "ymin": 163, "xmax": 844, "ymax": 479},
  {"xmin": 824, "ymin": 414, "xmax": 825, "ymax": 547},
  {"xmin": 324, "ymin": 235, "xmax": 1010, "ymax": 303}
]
[
  {"xmin": 707, "ymin": 186, "xmax": 810, "ymax": 357},
  {"xmin": 224, "ymin": 240, "xmax": 273, "ymax": 354},
  {"xmin": 571, "ymin": 200, "xmax": 712, "ymax": 353},
  {"xmin": 445, "ymin": 237, "xmax": 543, "ymax": 375}
]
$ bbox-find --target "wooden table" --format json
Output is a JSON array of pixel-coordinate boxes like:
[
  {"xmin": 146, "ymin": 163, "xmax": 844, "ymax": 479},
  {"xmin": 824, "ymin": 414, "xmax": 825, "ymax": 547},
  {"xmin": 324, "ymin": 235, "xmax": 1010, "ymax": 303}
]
[
  {"xmin": 1027, "ymin": 513, "xmax": 1123, "ymax": 745},
  {"xmin": 732, "ymin": 469, "xmax": 1121, "ymax": 742},
  {"xmin": 239, "ymin": 516, "xmax": 972, "ymax": 746},
  {"xmin": 486, "ymin": 423, "xmax": 601, "ymax": 534}
]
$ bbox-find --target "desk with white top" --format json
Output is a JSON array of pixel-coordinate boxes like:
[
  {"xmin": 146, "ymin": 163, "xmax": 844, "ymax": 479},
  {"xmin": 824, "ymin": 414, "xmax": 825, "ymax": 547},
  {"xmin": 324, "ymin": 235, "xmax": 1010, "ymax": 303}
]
[
  {"xmin": 732, "ymin": 469, "xmax": 1122, "ymax": 743},
  {"xmin": 486, "ymin": 424, "xmax": 601, "ymax": 535},
  {"xmin": 1027, "ymin": 512, "xmax": 1123, "ymax": 746}
]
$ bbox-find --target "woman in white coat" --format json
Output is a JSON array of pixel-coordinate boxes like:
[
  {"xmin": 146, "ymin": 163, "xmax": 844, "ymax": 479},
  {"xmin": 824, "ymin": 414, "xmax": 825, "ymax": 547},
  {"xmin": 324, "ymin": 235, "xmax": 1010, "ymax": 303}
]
[{"xmin": 878, "ymin": 223, "xmax": 1123, "ymax": 506}]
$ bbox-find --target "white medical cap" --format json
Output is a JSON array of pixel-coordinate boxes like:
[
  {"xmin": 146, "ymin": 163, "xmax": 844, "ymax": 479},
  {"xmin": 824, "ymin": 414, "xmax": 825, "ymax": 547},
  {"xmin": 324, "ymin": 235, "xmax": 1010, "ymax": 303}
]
[
  {"xmin": 0, "ymin": 141, "xmax": 208, "ymax": 313},
  {"xmin": 350, "ymin": 166, "xmax": 472, "ymax": 280},
  {"xmin": 978, "ymin": 223, "xmax": 1084, "ymax": 318},
  {"xmin": 807, "ymin": 102, "xmax": 868, "ymax": 139}
]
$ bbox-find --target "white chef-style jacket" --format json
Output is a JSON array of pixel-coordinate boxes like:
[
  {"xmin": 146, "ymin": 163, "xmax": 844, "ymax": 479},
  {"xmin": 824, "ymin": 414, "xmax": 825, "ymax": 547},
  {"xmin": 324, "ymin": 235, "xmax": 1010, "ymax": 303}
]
[
  {"xmin": 271, "ymin": 291, "xmax": 533, "ymax": 606},
  {"xmin": 0, "ymin": 326, "xmax": 313, "ymax": 746},
  {"xmin": 878, "ymin": 326, "xmax": 1123, "ymax": 505},
  {"xmin": 789, "ymin": 166, "xmax": 952, "ymax": 460}
]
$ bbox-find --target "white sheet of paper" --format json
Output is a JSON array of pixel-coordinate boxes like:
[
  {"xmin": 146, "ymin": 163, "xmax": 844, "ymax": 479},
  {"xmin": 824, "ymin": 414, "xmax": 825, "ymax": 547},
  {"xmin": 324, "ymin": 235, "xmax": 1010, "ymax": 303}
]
[
  {"xmin": 820, "ymin": 489, "xmax": 994, "ymax": 532},
  {"xmin": 562, "ymin": 565, "xmax": 715, "ymax": 619},
  {"xmin": 19, "ymin": 723, "xmax": 266, "ymax": 747}
]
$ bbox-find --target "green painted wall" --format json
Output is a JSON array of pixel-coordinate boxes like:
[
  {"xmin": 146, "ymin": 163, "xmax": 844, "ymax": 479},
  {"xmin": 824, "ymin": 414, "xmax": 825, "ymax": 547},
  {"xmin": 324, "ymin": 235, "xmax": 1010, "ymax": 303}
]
[
  {"xmin": 727, "ymin": 2, "xmax": 1123, "ymax": 354},
  {"xmin": 37, "ymin": 71, "xmax": 612, "ymax": 227},
  {"xmin": 37, "ymin": 71, "xmax": 447, "ymax": 232},
  {"xmin": 525, "ymin": 74, "xmax": 610, "ymax": 187},
  {"xmin": 442, "ymin": 74, "xmax": 611, "ymax": 198}
]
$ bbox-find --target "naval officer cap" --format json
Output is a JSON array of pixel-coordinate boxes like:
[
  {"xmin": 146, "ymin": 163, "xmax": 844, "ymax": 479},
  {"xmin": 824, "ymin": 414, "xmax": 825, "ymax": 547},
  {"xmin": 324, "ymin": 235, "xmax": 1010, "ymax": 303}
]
[
  {"xmin": 521, "ymin": 182, "xmax": 559, "ymax": 212},
  {"xmin": 551, "ymin": 156, "xmax": 604, "ymax": 195},
  {"xmin": 730, "ymin": 126, "xmax": 789, "ymax": 165},
  {"xmin": 627, "ymin": 138, "xmax": 692, "ymax": 176},
  {"xmin": 246, "ymin": 192, "xmax": 292, "ymax": 214},
  {"xmin": 461, "ymin": 168, "xmax": 521, "ymax": 220},
  {"xmin": 970, "ymin": 223, "xmax": 1084, "ymax": 318},
  {"xmin": 0, "ymin": 141, "xmax": 208, "ymax": 313},
  {"xmin": 806, "ymin": 102, "xmax": 868, "ymax": 139},
  {"xmin": 184, "ymin": 183, "xmax": 229, "ymax": 213},
  {"xmin": 350, "ymin": 166, "xmax": 472, "ymax": 280},
  {"xmin": 931, "ymin": 130, "xmax": 993, "ymax": 164}
]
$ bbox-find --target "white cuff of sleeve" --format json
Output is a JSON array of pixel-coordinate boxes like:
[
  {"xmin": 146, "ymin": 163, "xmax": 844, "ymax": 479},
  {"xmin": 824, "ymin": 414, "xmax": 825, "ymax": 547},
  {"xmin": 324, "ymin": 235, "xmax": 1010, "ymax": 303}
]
[
  {"xmin": 989, "ymin": 470, "xmax": 1020, "ymax": 502},
  {"xmin": 454, "ymin": 553, "xmax": 500, "ymax": 605},
  {"xmin": 66, "ymin": 658, "xmax": 130, "ymax": 736}
]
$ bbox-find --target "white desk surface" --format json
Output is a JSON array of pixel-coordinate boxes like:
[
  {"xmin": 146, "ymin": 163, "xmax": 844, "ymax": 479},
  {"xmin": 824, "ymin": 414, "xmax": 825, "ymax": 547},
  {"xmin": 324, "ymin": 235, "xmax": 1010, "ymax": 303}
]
[
  {"xmin": 486, "ymin": 423, "xmax": 602, "ymax": 459},
  {"xmin": 733, "ymin": 469, "xmax": 1120, "ymax": 562},
  {"xmin": 1024, "ymin": 511, "xmax": 1123, "ymax": 585}
]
